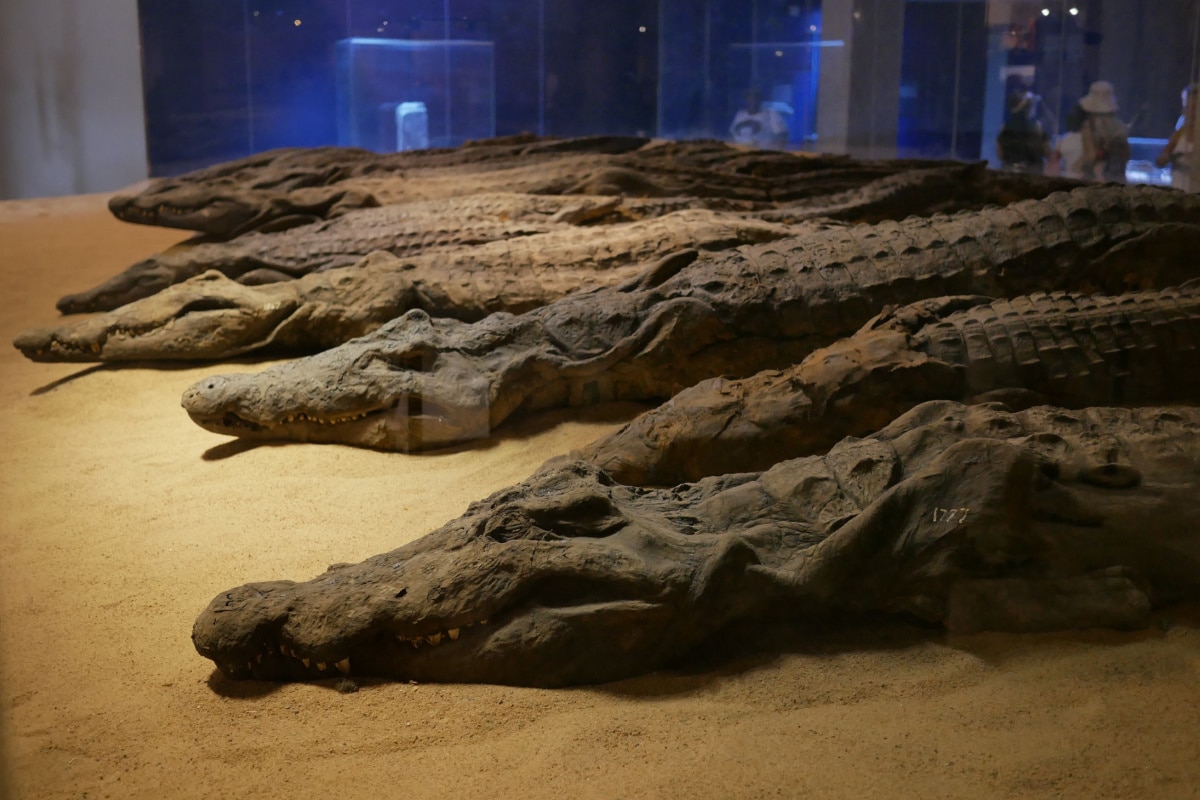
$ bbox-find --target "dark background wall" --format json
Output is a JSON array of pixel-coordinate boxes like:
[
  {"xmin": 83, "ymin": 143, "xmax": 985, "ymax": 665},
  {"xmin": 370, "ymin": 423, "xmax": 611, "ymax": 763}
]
[
  {"xmin": 138, "ymin": 0, "xmax": 665, "ymax": 174},
  {"xmin": 132, "ymin": 0, "xmax": 1200, "ymax": 176}
]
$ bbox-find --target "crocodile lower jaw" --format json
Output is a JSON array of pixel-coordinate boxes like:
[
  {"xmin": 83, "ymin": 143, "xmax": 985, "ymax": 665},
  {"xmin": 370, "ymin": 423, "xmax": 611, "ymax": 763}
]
[
  {"xmin": 276, "ymin": 408, "xmax": 385, "ymax": 426},
  {"xmin": 189, "ymin": 398, "xmax": 490, "ymax": 450},
  {"xmin": 15, "ymin": 319, "xmax": 215, "ymax": 362},
  {"xmin": 190, "ymin": 406, "xmax": 386, "ymax": 433},
  {"xmin": 114, "ymin": 201, "xmax": 224, "ymax": 228},
  {"xmin": 207, "ymin": 618, "xmax": 492, "ymax": 681},
  {"xmin": 14, "ymin": 336, "xmax": 103, "ymax": 362}
]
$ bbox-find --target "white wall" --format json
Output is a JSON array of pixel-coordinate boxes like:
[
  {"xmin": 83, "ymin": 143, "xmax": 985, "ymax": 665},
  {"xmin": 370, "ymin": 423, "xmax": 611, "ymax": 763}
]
[
  {"xmin": 0, "ymin": 0, "xmax": 148, "ymax": 200},
  {"xmin": 816, "ymin": 0, "xmax": 905, "ymax": 159}
]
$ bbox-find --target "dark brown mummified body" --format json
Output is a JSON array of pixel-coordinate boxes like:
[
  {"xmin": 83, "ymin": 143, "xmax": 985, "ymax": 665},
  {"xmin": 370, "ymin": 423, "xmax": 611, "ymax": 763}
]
[
  {"xmin": 106, "ymin": 135, "xmax": 1073, "ymax": 239},
  {"xmin": 192, "ymin": 401, "xmax": 1200, "ymax": 687},
  {"xmin": 65, "ymin": 159, "xmax": 1078, "ymax": 315},
  {"xmin": 106, "ymin": 135, "xmax": 652, "ymax": 237},
  {"xmin": 58, "ymin": 192, "xmax": 730, "ymax": 314},
  {"xmin": 15, "ymin": 209, "xmax": 797, "ymax": 362},
  {"xmin": 581, "ymin": 280, "xmax": 1200, "ymax": 485},
  {"xmin": 176, "ymin": 184, "xmax": 1200, "ymax": 451}
]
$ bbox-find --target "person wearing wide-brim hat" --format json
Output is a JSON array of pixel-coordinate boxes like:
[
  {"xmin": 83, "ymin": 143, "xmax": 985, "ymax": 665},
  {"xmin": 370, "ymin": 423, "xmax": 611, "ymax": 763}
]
[
  {"xmin": 1079, "ymin": 80, "xmax": 1119, "ymax": 114},
  {"xmin": 1077, "ymin": 80, "xmax": 1130, "ymax": 182}
]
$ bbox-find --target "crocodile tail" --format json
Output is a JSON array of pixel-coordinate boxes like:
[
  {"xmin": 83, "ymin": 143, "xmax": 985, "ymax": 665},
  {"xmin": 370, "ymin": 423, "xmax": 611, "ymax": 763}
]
[{"xmin": 910, "ymin": 282, "xmax": 1200, "ymax": 407}]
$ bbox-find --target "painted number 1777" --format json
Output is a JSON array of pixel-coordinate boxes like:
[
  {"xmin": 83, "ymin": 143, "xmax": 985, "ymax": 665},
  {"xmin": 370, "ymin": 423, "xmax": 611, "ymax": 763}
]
[{"xmin": 932, "ymin": 507, "xmax": 970, "ymax": 523}]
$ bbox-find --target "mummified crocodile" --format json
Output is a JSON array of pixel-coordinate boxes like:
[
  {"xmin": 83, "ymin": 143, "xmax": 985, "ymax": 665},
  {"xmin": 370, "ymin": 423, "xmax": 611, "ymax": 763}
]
[
  {"xmin": 107, "ymin": 135, "xmax": 970, "ymax": 238},
  {"xmin": 581, "ymin": 280, "xmax": 1200, "ymax": 485},
  {"xmin": 106, "ymin": 135, "xmax": 653, "ymax": 238},
  {"xmin": 176, "ymin": 184, "xmax": 1200, "ymax": 451},
  {"xmin": 57, "ymin": 192, "xmax": 737, "ymax": 314},
  {"xmin": 757, "ymin": 161, "xmax": 1085, "ymax": 225},
  {"xmin": 70, "ymin": 163, "xmax": 1082, "ymax": 315},
  {"xmin": 192, "ymin": 400, "xmax": 1200, "ymax": 687},
  {"xmin": 15, "ymin": 209, "xmax": 798, "ymax": 362}
]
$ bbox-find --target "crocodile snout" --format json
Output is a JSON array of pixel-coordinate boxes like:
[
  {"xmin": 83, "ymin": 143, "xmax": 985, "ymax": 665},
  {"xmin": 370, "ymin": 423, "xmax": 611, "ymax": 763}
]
[{"xmin": 182, "ymin": 374, "xmax": 254, "ymax": 421}]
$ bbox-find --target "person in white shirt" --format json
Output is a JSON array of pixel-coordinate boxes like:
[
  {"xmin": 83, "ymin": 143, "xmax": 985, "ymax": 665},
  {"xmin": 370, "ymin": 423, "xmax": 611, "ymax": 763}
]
[
  {"xmin": 1157, "ymin": 83, "xmax": 1198, "ymax": 191},
  {"xmin": 730, "ymin": 89, "xmax": 788, "ymax": 150},
  {"xmin": 1049, "ymin": 104, "xmax": 1087, "ymax": 179}
]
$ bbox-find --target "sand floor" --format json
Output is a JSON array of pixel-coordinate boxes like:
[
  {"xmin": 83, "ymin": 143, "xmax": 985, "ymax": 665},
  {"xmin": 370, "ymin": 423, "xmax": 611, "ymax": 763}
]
[{"xmin": 1, "ymin": 194, "xmax": 1198, "ymax": 800}]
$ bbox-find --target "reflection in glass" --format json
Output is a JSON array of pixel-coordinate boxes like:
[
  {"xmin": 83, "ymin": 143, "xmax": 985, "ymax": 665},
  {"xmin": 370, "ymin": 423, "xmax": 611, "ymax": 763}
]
[
  {"xmin": 135, "ymin": 0, "xmax": 1200, "ymax": 188},
  {"xmin": 335, "ymin": 38, "xmax": 495, "ymax": 151}
]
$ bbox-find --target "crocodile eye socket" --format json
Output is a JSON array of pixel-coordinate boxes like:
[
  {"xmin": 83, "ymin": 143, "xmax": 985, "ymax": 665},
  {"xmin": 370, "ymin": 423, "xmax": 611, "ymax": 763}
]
[
  {"xmin": 359, "ymin": 349, "xmax": 435, "ymax": 373},
  {"xmin": 174, "ymin": 297, "xmax": 242, "ymax": 318},
  {"xmin": 1037, "ymin": 461, "xmax": 1061, "ymax": 480},
  {"xmin": 1081, "ymin": 463, "xmax": 1141, "ymax": 489}
]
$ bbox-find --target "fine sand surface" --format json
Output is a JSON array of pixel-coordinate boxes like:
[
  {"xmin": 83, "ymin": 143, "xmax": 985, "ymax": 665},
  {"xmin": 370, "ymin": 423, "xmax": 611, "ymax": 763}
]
[{"xmin": 1, "ymin": 193, "xmax": 1199, "ymax": 800}]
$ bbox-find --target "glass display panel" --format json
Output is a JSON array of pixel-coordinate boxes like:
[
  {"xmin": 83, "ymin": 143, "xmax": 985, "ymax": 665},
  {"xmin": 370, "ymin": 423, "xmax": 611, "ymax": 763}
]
[
  {"xmin": 335, "ymin": 38, "xmax": 495, "ymax": 151},
  {"xmin": 136, "ymin": 0, "xmax": 1200, "ymax": 189}
]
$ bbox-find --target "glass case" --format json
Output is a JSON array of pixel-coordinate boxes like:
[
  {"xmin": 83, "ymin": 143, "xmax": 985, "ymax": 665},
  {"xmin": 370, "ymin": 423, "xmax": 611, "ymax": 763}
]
[
  {"xmin": 136, "ymin": 0, "xmax": 1200, "ymax": 188},
  {"xmin": 335, "ymin": 38, "xmax": 495, "ymax": 151}
]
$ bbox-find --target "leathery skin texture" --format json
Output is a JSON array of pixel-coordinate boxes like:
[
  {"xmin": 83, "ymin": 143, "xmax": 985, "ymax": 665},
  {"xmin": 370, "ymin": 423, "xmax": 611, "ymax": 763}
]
[
  {"xmin": 581, "ymin": 280, "xmax": 1200, "ymax": 486},
  {"xmin": 179, "ymin": 184, "xmax": 1200, "ymax": 452},
  {"xmin": 193, "ymin": 401, "xmax": 1200, "ymax": 687}
]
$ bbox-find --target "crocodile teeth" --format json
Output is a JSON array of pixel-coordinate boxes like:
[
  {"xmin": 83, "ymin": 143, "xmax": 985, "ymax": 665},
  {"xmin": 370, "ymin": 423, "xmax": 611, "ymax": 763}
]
[
  {"xmin": 336, "ymin": 658, "xmax": 350, "ymax": 674},
  {"xmin": 302, "ymin": 658, "xmax": 311, "ymax": 668},
  {"xmin": 396, "ymin": 624, "xmax": 474, "ymax": 648},
  {"xmin": 317, "ymin": 662, "xmax": 327, "ymax": 672},
  {"xmin": 281, "ymin": 410, "xmax": 374, "ymax": 426}
]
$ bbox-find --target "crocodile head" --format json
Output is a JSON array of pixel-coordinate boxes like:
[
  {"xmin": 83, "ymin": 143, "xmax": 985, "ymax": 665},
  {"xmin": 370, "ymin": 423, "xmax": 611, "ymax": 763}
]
[
  {"xmin": 109, "ymin": 149, "xmax": 379, "ymax": 238},
  {"xmin": 179, "ymin": 310, "xmax": 500, "ymax": 450},
  {"xmin": 109, "ymin": 185, "xmax": 380, "ymax": 239},
  {"xmin": 13, "ymin": 271, "xmax": 304, "ymax": 362},
  {"xmin": 55, "ymin": 247, "xmax": 207, "ymax": 314},
  {"xmin": 192, "ymin": 462, "xmax": 776, "ymax": 687},
  {"xmin": 109, "ymin": 183, "xmax": 263, "ymax": 238},
  {"xmin": 193, "ymin": 402, "xmax": 1200, "ymax": 686}
]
